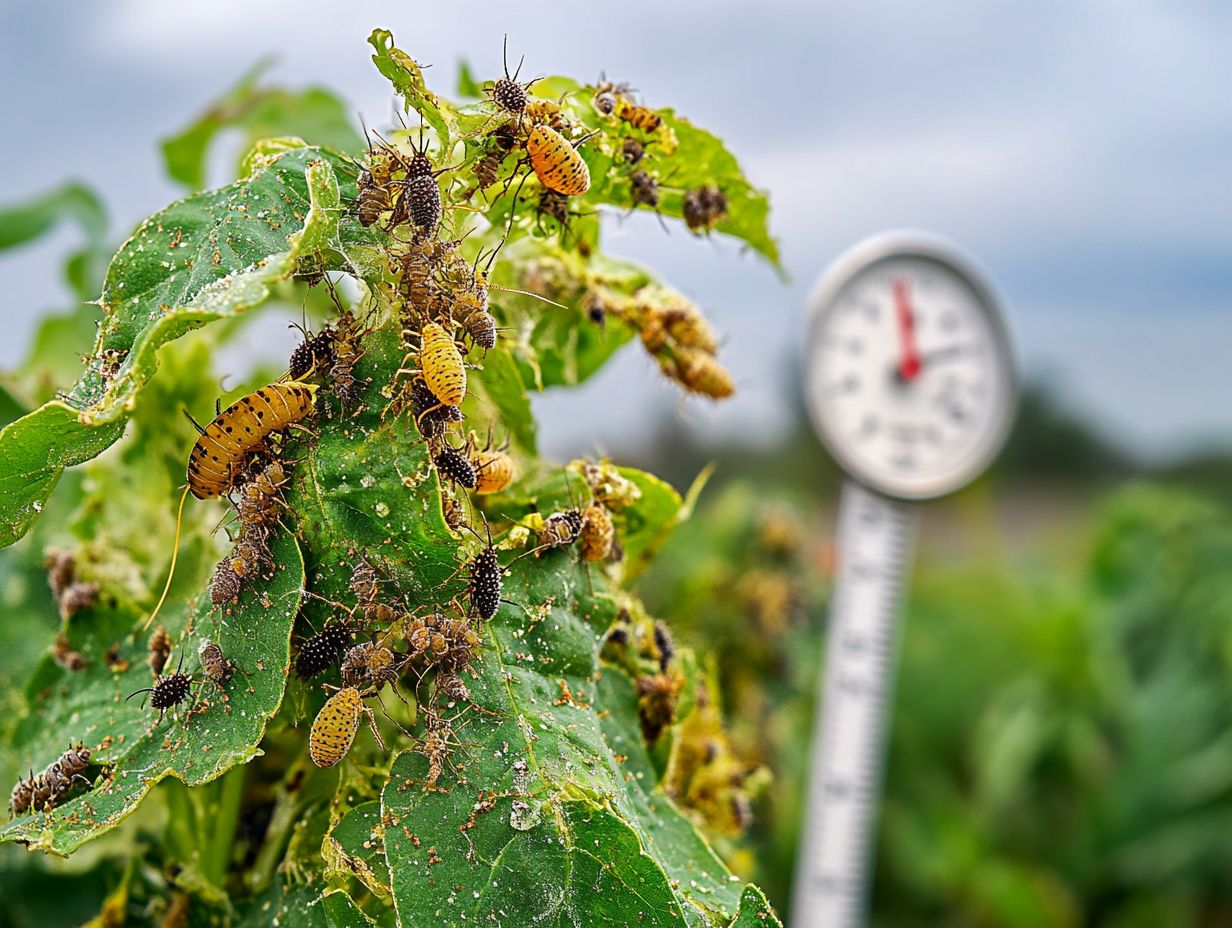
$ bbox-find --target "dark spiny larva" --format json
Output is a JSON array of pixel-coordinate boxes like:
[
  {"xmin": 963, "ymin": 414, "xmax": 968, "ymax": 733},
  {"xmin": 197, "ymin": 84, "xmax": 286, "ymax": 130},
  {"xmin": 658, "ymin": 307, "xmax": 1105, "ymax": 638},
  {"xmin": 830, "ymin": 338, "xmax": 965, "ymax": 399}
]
[
  {"xmin": 403, "ymin": 174, "xmax": 442, "ymax": 231},
  {"xmin": 150, "ymin": 673, "xmax": 192, "ymax": 710},
  {"xmin": 295, "ymin": 622, "xmax": 352, "ymax": 679},
  {"xmin": 434, "ymin": 444, "xmax": 478, "ymax": 489},
  {"xmin": 470, "ymin": 548, "xmax": 503, "ymax": 621},
  {"xmin": 492, "ymin": 78, "xmax": 527, "ymax": 112}
]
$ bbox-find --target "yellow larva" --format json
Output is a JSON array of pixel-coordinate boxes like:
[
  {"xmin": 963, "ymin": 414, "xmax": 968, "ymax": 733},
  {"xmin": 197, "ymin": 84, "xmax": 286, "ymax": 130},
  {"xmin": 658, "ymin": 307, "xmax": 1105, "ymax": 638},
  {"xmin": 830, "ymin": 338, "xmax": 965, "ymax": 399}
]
[
  {"xmin": 187, "ymin": 382, "xmax": 317, "ymax": 499},
  {"xmin": 527, "ymin": 125, "xmax": 590, "ymax": 197},
  {"xmin": 473, "ymin": 449, "xmax": 516, "ymax": 495},
  {"xmin": 420, "ymin": 322, "xmax": 467, "ymax": 407},
  {"xmin": 309, "ymin": 686, "xmax": 384, "ymax": 768}
]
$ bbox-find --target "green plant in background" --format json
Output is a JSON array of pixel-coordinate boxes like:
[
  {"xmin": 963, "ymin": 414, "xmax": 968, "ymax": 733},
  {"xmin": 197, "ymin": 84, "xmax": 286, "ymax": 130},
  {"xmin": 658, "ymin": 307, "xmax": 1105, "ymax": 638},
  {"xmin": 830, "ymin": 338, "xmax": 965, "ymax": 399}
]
[
  {"xmin": 0, "ymin": 29, "xmax": 782, "ymax": 927},
  {"xmin": 644, "ymin": 477, "xmax": 1232, "ymax": 926}
]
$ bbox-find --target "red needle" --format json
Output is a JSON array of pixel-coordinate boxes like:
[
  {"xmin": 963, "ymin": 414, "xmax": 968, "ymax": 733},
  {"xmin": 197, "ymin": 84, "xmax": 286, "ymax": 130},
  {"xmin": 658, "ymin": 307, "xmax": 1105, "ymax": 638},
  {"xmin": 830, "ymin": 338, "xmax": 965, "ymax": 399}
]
[{"xmin": 893, "ymin": 278, "xmax": 922, "ymax": 382}]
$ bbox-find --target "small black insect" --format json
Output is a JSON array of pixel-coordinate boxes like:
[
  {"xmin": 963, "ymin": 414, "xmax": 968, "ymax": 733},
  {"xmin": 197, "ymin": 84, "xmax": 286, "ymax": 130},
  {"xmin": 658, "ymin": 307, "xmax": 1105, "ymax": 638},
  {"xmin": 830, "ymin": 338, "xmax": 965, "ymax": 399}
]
[
  {"xmin": 622, "ymin": 137, "xmax": 645, "ymax": 165},
  {"xmin": 126, "ymin": 652, "xmax": 193, "ymax": 724},
  {"xmin": 295, "ymin": 620, "xmax": 353, "ymax": 679},
  {"xmin": 464, "ymin": 520, "xmax": 504, "ymax": 621},
  {"xmin": 433, "ymin": 442, "xmax": 478, "ymax": 489},
  {"xmin": 630, "ymin": 169, "xmax": 659, "ymax": 209},
  {"xmin": 653, "ymin": 620, "xmax": 675, "ymax": 672}
]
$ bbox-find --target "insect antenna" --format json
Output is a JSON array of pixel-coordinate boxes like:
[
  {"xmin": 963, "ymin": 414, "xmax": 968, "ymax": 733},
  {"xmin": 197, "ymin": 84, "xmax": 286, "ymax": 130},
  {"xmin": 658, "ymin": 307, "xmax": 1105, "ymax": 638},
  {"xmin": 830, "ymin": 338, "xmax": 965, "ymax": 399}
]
[{"xmin": 141, "ymin": 484, "xmax": 191, "ymax": 631}]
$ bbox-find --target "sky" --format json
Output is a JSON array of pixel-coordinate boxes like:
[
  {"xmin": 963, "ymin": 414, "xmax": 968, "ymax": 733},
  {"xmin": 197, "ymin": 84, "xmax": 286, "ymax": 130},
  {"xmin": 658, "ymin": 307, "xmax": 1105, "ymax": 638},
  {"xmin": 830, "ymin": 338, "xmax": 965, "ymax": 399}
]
[{"xmin": 1, "ymin": 1, "xmax": 1229, "ymax": 463}]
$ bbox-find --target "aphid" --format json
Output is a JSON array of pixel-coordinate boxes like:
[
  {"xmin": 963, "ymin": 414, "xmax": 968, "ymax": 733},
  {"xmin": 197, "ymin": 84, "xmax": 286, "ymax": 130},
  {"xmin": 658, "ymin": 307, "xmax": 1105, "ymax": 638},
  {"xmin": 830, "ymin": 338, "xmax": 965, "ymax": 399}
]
[
  {"xmin": 326, "ymin": 306, "xmax": 370, "ymax": 415},
  {"xmin": 127, "ymin": 652, "xmax": 194, "ymax": 725},
  {"xmin": 210, "ymin": 560, "xmax": 243, "ymax": 606},
  {"xmin": 488, "ymin": 36, "xmax": 535, "ymax": 115},
  {"xmin": 629, "ymin": 170, "xmax": 660, "ymax": 209},
  {"xmin": 309, "ymin": 685, "xmax": 385, "ymax": 768},
  {"xmin": 451, "ymin": 290, "xmax": 497, "ymax": 351},
  {"xmin": 575, "ymin": 459, "xmax": 642, "ymax": 511},
  {"xmin": 355, "ymin": 139, "xmax": 400, "ymax": 227},
  {"xmin": 228, "ymin": 528, "xmax": 273, "ymax": 580},
  {"xmin": 540, "ymin": 509, "xmax": 583, "ymax": 550},
  {"xmin": 235, "ymin": 460, "xmax": 287, "ymax": 531},
  {"xmin": 527, "ymin": 125, "xmax": 591, "ymax": 196},
  {"xmin": 667, "ymin": 348, "xmax": 735, "ymax": 399},
  {"xmin": 683, "ymin": 185, "xmax": 728, "ymax": 233},
  {"xmin": 653, "ymin": 620, "xmax": 675, "ymax": 672},
  {"xmin": 404, "ymin": 609, "xmax": 479, "ymax": 671},
  {"xmin": 295, "ymin": 619, "xmax": 354, "ymax": 680},
  {"xmin": 45, "ymin": 550, "xmax": 99, "ymax": 621},
  {"xmin": 472, "ymin": 435, "xmax": 516, "ymax": 496},
  {"xmin": 436, "ymin": 669, "xmax": 471, "ymax": 704},
  {"xmin": 52, "ymin": 633, "xmax": 87, "ymax": 672},
  {"xmin": 198, "ymin": 639, "xmax": 235, "ymax": 689},
  {"xmin": 340, "ymin": 641, "xmax": 405, "ymax": 699},
  {"xmin": 579, "ymin": 504, "xmax": 614, "ymax": 563},
  {"xmin": 185, "ymin": 382, "xmax": 318, "ymax": 501},
  {"xmin": 148, "ymin": 626, "xmax": 171, "ymax": 676},
  {"xmin": 621, "ymin": 137, "xmax": 645, "ymax": 165},
  {"xmin": 415, "ymin": 322, "xmax": 467, "ymax": 409},
  {"xmin": 583, "ymin": 291, "xmax": 607, "ymax": 328},
  {"xmin": 349, "ymin": 559, "xmax": 380, "ymax": 604},
  {"xmin": 433, "ymin": 441, "xmax": 478, "ymax": 490},
  {"xmin": 419, "ymin": 708, "xmax": 465, "ymax": 791}
]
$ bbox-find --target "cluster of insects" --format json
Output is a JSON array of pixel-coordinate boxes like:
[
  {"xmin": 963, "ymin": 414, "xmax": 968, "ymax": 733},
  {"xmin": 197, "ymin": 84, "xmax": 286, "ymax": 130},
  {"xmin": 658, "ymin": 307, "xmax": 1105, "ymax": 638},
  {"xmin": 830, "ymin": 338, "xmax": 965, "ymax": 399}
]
[{"xmin": 9, "ymin": 40, "xmax": 744, "ymax": 821}]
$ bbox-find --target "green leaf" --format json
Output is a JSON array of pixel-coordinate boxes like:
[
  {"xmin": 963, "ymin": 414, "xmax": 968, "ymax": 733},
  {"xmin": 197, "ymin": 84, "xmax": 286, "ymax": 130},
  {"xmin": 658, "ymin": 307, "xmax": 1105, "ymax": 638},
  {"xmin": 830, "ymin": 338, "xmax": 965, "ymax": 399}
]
[
  {"xmin": 0, "ymin": 529, "xmax": 304, "ymax": 855},
  {"xmin": 322, "ymin": 889, "xmax": 379, "ymax": 928},
  {"xmin": 727, "ymin": 885, "xmax": 783, "ymax": 927},
  {"xmin": 162, "ymin": 61, "xmax": 362, "ymax": 190},
  {"xmin": 0, "ymin": 148, "xmax": 343, "ymax": 548},
  {"xmin": 616, "ymin": 467, "xmax": 686, "ymax": 580},
  {"xmin": 380, "ymin": 555, "xmax": 753, "ymax": 927},
  {"xmin": 368, "ymin": 29, "xmax": 454, "ymax": 150},
  {"xmin": 455, "ymin": 59, "xmax": 483, "ymax": 99},
  {"xmin": 0, "ymin": 181, "xmax": 107, "ymax": 253},
  {"xmin": 324, "ymin": 800, "xmax": 391, "ymax": 900}
]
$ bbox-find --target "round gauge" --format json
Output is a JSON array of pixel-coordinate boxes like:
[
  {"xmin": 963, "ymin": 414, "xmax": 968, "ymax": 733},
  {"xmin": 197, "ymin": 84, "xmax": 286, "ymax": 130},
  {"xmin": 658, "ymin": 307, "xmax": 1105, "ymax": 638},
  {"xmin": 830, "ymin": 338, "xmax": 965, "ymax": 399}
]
[{"xmin": 805, "ymin": 231, "xmax": 1017, "ymax": 500}]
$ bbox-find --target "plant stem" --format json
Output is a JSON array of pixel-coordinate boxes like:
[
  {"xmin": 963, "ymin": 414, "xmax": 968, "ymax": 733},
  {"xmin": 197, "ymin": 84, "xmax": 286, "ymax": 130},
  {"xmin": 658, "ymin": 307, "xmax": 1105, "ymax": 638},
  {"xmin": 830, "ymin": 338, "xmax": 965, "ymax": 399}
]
[{"xmin": 203, "ymin": 765, "xmax": 246, "ymax": 887}]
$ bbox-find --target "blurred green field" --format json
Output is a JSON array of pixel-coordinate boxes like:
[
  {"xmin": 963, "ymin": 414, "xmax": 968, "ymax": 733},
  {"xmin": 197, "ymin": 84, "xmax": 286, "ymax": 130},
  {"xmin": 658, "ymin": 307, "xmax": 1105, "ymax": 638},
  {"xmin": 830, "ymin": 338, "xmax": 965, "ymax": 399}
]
[{"xmin": 640, "ymin": 477, "xmax": 1232, "ymax": 926}]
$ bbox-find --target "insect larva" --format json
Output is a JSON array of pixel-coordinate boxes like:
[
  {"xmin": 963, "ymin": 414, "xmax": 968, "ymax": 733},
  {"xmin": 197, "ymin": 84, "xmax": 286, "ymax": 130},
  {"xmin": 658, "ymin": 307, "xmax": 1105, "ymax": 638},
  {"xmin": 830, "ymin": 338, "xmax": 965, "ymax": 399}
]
[
  {"xmin": 452, "ymin": 291, "xmax": 497, "ymax": 351},
  {"xmin": 669, "ymin": 348, "xmax": 735, "ymax": 399},
  {"xmin": 433, "ymin": 442, "xmax": 478, "ymax": 489},
  {"xmin": 309, "ymin": 685, "xmax": 384, "ymax": 768},
  {"xmin": 126, "ymin": 652, "xmax": 193, "ymax": 725},
  {"xmin": 186, "ymin": 382, "xmax": 318, "ymax": 500},
  {"xmin": 473, "ymin": 446, "xmax": 515, "ymax": 496},
  {"xmin": 198, "ymin": 639, "xmax": 235, "ymax": 689},
  {"xmin": 148, "ymin": 626, "xmax": 171, "ymax": 677},
  {"xmin": 527, "ymin": 125, "xmax": 591, "ymax": 197},
  {"xmin": 418, "ymin": 322, "xmax": 467, "ymax": 408},
  {"xmin": 295, "ymin": 620, "xmax": 353, "ymax": 680}
]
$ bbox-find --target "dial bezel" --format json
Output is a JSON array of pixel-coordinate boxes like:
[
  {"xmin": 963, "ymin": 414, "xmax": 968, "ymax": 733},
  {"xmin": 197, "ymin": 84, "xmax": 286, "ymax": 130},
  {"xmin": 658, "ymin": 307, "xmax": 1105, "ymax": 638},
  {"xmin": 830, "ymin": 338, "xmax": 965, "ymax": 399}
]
[{"xmin": 805, "ymin": 231, "xmax": 1018, "ymax": 501}]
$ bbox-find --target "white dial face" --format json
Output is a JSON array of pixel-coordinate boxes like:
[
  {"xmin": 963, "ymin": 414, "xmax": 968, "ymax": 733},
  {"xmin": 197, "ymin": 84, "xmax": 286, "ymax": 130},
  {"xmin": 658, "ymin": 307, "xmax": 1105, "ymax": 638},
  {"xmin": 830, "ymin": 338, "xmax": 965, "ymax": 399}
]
[{"xmin": 806, "ymin": 244, "xmax": 1015, "ymax": 499}]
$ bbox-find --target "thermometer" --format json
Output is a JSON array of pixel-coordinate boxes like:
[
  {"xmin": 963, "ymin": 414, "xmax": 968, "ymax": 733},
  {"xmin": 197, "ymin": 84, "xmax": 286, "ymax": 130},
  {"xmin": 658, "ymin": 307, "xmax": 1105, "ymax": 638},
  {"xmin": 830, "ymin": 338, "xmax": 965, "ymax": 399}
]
[{"xmin": 793, "ymin": 231, "xmax": 1017, "ymax": 927}]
